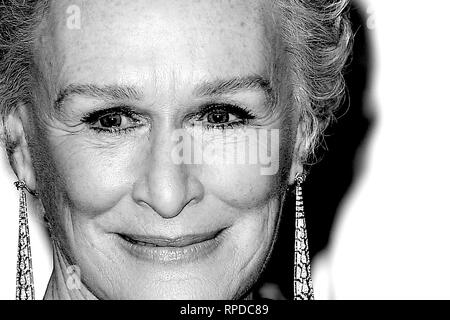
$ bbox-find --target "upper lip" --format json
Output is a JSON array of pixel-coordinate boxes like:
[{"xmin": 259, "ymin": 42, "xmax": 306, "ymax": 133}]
[{"xmin": 118, "ymin": 229, "xmax": 222, "ymax": 247}]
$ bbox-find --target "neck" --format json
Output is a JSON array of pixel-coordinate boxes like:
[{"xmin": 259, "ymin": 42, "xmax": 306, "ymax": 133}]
[{"xmin": 43, "ymin": 245, "xmax": 97, "ymax": 300}]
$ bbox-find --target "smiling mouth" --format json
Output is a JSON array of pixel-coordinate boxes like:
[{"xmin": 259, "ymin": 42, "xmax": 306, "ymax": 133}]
[
  {"xmin": 115, "ymin": 229, "xmax": 226, "ymax": 263},
  {"xmin": 118, "ymin": 229, "xmax": 222, "ymax": 247}
]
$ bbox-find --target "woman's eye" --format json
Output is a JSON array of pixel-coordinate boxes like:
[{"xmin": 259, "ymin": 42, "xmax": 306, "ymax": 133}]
[
  {"xmin": 198, "ymin": 104, "xmax": 255, "ymax": 130},
  {"xmin": 98, "ymin": 113, "xmax": 123, "ymax": 128},
  {"xmin": 207, "ymin": 110, "xmax": 232, "ymax": 124},
  {"xmin": 81, "ymin": 106, "xmax": 144, "ymax": 134}
]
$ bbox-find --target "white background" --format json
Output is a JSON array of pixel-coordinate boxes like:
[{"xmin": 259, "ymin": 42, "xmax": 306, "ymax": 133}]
[{"xmin": 1, "ymin": 0, "xmax": 450, "ymax": 299}]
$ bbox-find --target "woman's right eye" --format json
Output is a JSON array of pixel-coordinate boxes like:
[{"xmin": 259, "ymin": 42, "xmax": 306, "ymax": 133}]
[
  {"xmin": 98, "ymin": 113, "xmax": 123, "ymax": 128},
  {"xmin": 80, "ymin": 106, "xmax": 144, "ymax": 134}
]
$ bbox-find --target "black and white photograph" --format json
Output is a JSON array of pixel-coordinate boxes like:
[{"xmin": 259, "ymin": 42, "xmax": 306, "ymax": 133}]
[{"xmin": 0, "ymin": 0, "xmax": 449, "ymax": 304}]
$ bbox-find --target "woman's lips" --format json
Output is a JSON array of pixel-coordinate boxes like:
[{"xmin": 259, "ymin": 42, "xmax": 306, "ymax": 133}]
[
  {"xmin": 115, "ymin": 229, "xmax": 226, "ymax": 263},
  {"xmin": 118, "ymin": 230, "xmax": 221, "ymax": 247}
]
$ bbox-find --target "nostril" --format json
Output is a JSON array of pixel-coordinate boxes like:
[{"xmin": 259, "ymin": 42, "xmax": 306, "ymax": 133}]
[
  {"xmin": 136, "ymin": 190, "xmax": 187, "ymax": 219},
  {"xmin": 132, "ymin": 174, "xmax": 205, "ymax": 219}
]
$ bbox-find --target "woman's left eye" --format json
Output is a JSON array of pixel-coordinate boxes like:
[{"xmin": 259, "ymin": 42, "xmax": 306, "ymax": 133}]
[
  {"xmin": 207, "ymin": 110, "xmax": 233, "ymax": 124},
  {"xmin": 198, "ymin": 104, "xmax": 255, "ymax": 130},
  {"xmin": 81, "ymin": 107, "xmax": 143, "ymax": 134}
]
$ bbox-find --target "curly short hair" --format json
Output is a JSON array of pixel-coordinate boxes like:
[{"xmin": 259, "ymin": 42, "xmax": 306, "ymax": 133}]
[
  {"xmin": 0, "ymin": 0, "xmax": 352, "ymax": 160},
  {"xmin": 274, "ymin": 0, "xmax": 352, "ymax": 161},
  {"xmin": 0, "ymin": 0, "xmax": 49, "ymax": 157}
]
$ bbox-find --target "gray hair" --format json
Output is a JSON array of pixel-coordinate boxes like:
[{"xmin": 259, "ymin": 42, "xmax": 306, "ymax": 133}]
[
  {"xmin": 273, "ymin": 0, "xmax": 352, "ymax": 161},
  {"xmin": 0, "ymin": 0, "xmax": 352, "ymax": 161}
]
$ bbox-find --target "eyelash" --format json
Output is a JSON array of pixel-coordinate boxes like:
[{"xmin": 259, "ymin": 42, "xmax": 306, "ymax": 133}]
[
  {"xmin": 80, "ymin": 106, "xmax": 143, "ymax": 135},
  {"xmin": 80, "ymin": 104, "xmax": 255, "ymax": 135},
  {"xmin": 195, "ymin": 104, "xmax": 256, "ymax": 131}
]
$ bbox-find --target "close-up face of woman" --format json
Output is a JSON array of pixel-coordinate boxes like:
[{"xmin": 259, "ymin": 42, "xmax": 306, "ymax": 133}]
[
  {"xmin": 5, "ymin": 0, "xmax": 450, "ymax": 305},
  {"xmin": 1, "ymin": 0, "xmax": 351, "ymax": 301},
  {"xmin": 21, "ymin": 0, "xmax": 298, "ymax": 300}
]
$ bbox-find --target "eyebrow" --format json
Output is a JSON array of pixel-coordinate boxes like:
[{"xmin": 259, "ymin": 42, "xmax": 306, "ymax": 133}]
[
  {"xmin": 54, "ymin": 84, "xmax": 143, "ymax": 110},
  {"xmin": 195, "ymin": 75, "xmax": 273, "ymax": 100},
  {"xmin": 54, "ymin": 75, "xmax": 274, "ymax": 110}
]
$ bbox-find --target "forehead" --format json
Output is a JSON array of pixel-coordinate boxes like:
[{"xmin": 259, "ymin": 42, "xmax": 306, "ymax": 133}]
[{"xmin": 37, "ymin": 0, "xmax": 276, "ymax": 95}]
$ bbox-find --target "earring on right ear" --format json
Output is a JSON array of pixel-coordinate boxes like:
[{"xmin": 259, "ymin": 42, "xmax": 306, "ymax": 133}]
[
  {"xmin": 14, "ymin": 180, "xmax": 37, "ymax": 300},
  {"xmin": 293, "ymin": 173, "xmax": 314, "ymax": 300}
]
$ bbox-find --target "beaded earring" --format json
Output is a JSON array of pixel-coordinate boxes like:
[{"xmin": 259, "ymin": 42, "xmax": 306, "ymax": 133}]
[
  {"xmin": 293, "ymin": 173, "xmax": 314, "ymax": 300},
  {"xmin": 14, "ymin": 180, "xmax": 37, "ymax": 300}
]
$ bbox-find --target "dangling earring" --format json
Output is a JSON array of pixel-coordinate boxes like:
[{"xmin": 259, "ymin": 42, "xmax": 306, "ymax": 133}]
[
  {"xmin": 14, "ymin": 180, "xmax": 37, "ymax": 300},
  {"xmin": 293, "ymin": 173, "xmax": 314, "ymax": 300}
]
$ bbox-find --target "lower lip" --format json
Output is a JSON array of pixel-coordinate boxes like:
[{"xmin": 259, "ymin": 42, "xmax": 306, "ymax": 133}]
[{"xmin": 115, "ymin": 230, "xmax": 226, "ymax": 264}]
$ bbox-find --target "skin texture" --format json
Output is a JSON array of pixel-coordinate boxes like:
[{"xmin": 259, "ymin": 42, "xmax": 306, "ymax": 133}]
[{"xmin": 12, "ymin": 0, "xmax": 303, "ymax": 299}]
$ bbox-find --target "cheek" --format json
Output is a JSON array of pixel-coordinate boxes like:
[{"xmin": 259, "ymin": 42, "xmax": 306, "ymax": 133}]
[
  {"xmin": 43, "ymin": 135, "xmax": 139, "ymax": 214},
  {"xmin": 204, "ymin": 166, "xmax": 278, "ymax": 209},
  {"xmin": 200, "ymin": 129, "xmax": 290, "ymax": 209},
  {"xmin": 200, "ymin": 126, "xmax": 293, "ymax": 207}
]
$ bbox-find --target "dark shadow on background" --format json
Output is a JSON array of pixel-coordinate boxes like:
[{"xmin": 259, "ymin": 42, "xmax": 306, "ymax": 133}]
[{"xmin": 255, "ymin": 1, "xmax": 375, "ymax": 299}]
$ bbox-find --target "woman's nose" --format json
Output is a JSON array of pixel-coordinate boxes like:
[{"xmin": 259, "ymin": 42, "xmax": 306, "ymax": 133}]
[{"xmin": 131, "ymin": 128, "xmax": 204, "ymax": 219}]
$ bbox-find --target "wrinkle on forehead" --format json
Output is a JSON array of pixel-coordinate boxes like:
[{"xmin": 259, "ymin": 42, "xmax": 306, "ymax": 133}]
[{"xmin": 32, "ymin": 0, "xmax": 284, "ymax": 116}]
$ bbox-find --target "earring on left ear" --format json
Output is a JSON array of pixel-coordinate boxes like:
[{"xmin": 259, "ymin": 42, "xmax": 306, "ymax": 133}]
[
  {"xmin": 293, "ymin": 172, "xmax": 314, "ymax": 300},
  {"xmin": 14, "ymin": 180, "xmax": 37, "ymax": 300}
]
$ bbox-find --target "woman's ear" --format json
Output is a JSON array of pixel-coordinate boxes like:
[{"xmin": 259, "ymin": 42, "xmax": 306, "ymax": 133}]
[
  {"xmin": 288, "ymin": 119, "xmax": 308, "ymax": 185},
  {"xmin": 5, "ymin": 103, "xmax": 37, "ymax": 191}
]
